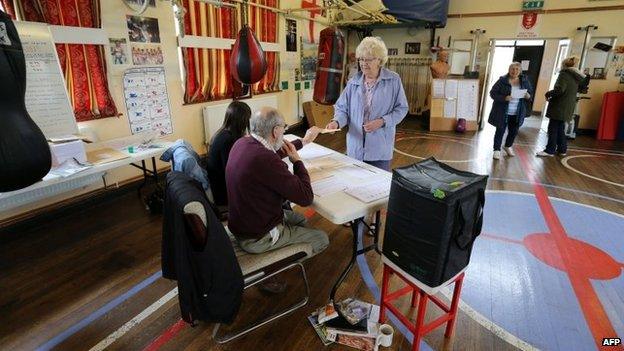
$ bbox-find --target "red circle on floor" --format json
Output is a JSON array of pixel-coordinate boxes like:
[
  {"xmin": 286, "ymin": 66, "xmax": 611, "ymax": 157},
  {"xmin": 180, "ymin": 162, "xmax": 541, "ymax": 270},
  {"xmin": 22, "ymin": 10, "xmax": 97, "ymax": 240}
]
[{"xmin": 523, "ymin": 233, "xmax": 622, "ymax": 280}]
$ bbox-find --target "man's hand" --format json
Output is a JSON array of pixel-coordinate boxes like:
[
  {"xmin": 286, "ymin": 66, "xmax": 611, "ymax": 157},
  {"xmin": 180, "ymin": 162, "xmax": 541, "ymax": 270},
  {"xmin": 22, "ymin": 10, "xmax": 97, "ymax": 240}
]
[
  {"xmin": 363, "ymin": 118, "xmax": 384, "ymax": 133},
  {"xmin": 524, "ymin": 92, "xmax": 531, "ymax": 99},
  {"xmin": 302, "ymin": 126, "xmax": 321, "ymax": 145},
  {"xmin": 282, "ymin": 140, "xmax": 301, "ymax": 163},
  {"xmin": 505, "ymin": 95, "xmax": 512, "ymax": 102},
  {"xmin": 325, "ymin": 121, "xmax": 339, "ymax": 131}
]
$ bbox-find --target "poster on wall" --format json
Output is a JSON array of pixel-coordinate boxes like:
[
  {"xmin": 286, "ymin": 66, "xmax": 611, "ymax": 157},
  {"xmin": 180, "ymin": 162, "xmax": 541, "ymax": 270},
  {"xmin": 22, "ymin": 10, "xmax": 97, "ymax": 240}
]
[
  {"xmin": 405, "ymin": 42, "xmax": 420, "ymax": 55},
  {"xmin": 286, "ymin": 19, "xmax": 297, "ymax": 52},
  {"xmin": 15, "ymin": 21, "xmax": 78, "ymax": 138},
  {"xmin": 123, "ymin": 67, "xmax": 173, "ymax": 136},
  {"xmin": 110, "ymin": 38, "xmax": 129, "ymax": 65},
  {"xmin": 516, "ymin": 12, "xmax": 541, "ymax": 38},
  {"xmin": 131, "ymin": 45, "xmax": 163, "ymax": 65},
  {"xmin": 126, "ymin": 15, "xmax": 161, "ymax": 43},
  {"xmin": 300, "ymin": 38, "xmax": 318, "ymax": 81}
]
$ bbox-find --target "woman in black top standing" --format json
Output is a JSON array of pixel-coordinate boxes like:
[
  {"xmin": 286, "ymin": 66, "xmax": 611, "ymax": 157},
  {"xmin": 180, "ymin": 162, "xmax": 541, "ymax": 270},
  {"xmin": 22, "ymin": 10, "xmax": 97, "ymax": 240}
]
[{"xmin": 207, "ymin": 101, "xmax": 251, "ymax": 206}]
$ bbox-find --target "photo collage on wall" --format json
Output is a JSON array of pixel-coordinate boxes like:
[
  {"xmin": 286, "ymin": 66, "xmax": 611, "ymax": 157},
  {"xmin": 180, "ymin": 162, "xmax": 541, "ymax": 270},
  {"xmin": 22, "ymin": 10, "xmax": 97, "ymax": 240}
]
[{"xmin": 126, "ymin": 14, "xmax": 163, "ymax": 66}]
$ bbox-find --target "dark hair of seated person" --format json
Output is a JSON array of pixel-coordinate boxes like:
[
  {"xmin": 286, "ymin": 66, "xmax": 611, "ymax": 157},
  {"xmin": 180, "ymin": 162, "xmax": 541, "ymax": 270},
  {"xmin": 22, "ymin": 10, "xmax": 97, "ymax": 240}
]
[
  {"xmin": 212, "ymin": 100, "xmax": 252, "ymax": 143},
  {"xmin": 206, "ymin": 101, "xmax": 252, "ymax": 207}
]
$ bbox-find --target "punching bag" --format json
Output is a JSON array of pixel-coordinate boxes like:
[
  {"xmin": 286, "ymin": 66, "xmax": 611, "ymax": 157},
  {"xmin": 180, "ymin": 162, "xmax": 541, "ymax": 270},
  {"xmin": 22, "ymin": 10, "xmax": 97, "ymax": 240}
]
[
  {"xmin": 230, "ymin": 24, "xmax": 267, "ymax": 85},
  {"xmin": 0, "ymin": 10, "xmax": 52, "ymax": 192},
  {"xmin": 313, "ymin": 27, "xmax": 345, "ymax": 105}
]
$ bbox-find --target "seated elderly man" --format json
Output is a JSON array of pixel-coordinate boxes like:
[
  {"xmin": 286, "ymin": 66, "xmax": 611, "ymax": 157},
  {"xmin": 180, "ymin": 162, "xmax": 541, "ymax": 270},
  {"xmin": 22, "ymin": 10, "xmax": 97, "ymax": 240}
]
[{"xmin": 226, "ymin": 107, "xmax": 329, "ymax": 255}]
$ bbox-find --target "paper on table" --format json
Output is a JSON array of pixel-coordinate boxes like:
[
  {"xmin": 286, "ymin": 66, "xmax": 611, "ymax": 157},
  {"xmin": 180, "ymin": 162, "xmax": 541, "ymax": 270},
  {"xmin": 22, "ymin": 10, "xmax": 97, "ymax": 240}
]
[
  {"xmin": 298, "ymin": 143, "xmax": 334, "ymax": 160},
  {"xmin": 335, "ymin": 164, "xmax": 377, "ymax": 181},
  {"xmin": 443, "ymin": 99, "xmax": 456, "ymax": 118},
  {"xmin": 344, "ymin": 177, "xmax": 391, "ymax": 203},
  {"xmin": 320, "ymin": 128, "xmax": 341, "ymax": 134},
  {"xmin": 86, "ymin": 148, "xmax": 129, "ymax": 165},
  {"xmin": 511, "ymin": 89, "xmax": 528, "ymax": 99},
  {"xmin": 432, "ymin": 79, "xmax": 445, "ymax": 98},
  {"xmin": 312, "ymin": 176, "xmax": 347, "ymax": 197}
]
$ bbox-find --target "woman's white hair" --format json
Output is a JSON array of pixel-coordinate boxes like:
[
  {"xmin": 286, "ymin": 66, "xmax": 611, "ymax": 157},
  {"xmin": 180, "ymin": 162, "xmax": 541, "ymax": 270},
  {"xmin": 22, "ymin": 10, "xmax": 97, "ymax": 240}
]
[
  {"xmin": 355, "ymin": 36, "xmax": 388, "ymax": 66},
  {"xmin": 509, "ymin": 62, "xmax": 522, "ymax": 70}
]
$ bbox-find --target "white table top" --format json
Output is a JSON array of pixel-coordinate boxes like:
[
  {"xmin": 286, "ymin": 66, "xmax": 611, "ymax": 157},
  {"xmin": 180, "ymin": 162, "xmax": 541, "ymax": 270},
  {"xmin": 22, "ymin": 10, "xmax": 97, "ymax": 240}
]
[
  {"xmin": 0, "ymin": 136, "xmax": 171, "ymax": 198},
  {"xmin": 285, "ymin": 135, "xmax": 392, "ymax": 225}
]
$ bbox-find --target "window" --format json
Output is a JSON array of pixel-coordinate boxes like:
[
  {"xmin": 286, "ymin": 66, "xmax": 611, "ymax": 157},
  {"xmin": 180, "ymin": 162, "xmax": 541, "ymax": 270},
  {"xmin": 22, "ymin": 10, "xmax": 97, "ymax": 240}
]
[
  {"xmin": 450, "ymin": 40, "xmax": 472, "ymax": 75},
  {"xmin": 176, "ymin": 0, "xmax": 280, "ymax": 104},
  {"xmin": 1, "ymin": 0, "xmax": 118, "ymax": 121},
  {"xmin": 584, "ymin": 37, "xmax": 616, "ymax": 79}
]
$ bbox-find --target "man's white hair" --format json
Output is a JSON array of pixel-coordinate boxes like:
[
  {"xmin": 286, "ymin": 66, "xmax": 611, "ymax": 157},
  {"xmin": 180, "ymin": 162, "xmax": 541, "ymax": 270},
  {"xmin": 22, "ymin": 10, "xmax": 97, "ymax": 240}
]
[
  {"xmin": 356, "ymin": 36, "xmax": 388, "ymax": 66},
  {"xmin": 250, "ymin": 107, "xmax": 283, "ymax": 139}
]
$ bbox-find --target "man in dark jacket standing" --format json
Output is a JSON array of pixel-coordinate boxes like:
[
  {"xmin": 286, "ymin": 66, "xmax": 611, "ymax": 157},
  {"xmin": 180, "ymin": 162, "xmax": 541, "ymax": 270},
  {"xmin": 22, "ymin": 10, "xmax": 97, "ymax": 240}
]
[
  {"xmin": 226, "ymin": 107, "xmax": 329, "ymax": 255},
  {"xmin": 537, "ymin": 56, "xmax": 588, "ymax": 156}
]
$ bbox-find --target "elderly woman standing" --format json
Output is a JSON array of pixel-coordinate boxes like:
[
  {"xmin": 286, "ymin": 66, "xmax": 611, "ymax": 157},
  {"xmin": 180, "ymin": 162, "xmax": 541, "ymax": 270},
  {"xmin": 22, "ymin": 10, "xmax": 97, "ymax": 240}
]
[
  {"xmin": 537, "ymin": 56, "xmax": 588, "ymax": 157},
  {"xmin": 488, "ymin": 62, "xmax": 533, "ymax": 160},
  {"xmin": 325, "ymin": 37, "xmax": 408, "ymax": 171}
]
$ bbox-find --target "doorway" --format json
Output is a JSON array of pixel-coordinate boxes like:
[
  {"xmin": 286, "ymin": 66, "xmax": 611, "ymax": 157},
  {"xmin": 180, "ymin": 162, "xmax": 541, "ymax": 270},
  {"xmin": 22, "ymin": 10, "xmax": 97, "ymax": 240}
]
[{"xmin": 482, "ymin": 39, "xmax": 546, "ymax": 121}]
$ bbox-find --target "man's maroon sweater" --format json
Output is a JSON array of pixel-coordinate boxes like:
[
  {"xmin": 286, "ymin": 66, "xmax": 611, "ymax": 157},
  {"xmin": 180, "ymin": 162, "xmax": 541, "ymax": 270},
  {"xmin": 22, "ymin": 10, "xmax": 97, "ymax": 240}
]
[{"xmin": 225, "ymin": 137, "xmax": 313, "ymax": 239}]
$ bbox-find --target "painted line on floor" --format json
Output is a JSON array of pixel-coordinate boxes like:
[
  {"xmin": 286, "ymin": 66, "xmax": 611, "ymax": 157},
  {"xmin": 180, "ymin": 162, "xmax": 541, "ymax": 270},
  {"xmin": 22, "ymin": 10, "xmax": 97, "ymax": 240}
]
[
  {"xmin": 561, "ymin": 155, "xmax": 624, "ymax": 188},
  {"xmin": 481, "ymin": 233, "xmax": 523, "ymax": 245},
  {"xmin": 36, "ymin": 271, "xmax": 162, "ymax": 351},
  {"xmin": 516, "ymin": 147, "xmax": 622, "ymax": 351},
  {"xmin": 89, "ymin": 288, "xmax": 178, "ymax": 351},
  {"xmin": 394, "ymin": 136, "xmax": 482, "ymax": 163},
  {"xmin": 142, "ymin": 319, "xmax": 187, "ymax": 351},
  {"xmin": 396, "ymin": 128, "xmax": 624, "ymax": 156},
  {"xmin": 488, "ymin": 177, "xmax": 624, "ymax": 206}
]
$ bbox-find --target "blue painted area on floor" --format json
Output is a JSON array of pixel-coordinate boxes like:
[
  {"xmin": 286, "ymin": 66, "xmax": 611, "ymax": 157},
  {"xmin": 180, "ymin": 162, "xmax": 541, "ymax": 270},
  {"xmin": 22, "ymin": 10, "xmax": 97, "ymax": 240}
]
[{"xmin": 462, "ymin": 192, "xmax": 624, "ymax": 351}]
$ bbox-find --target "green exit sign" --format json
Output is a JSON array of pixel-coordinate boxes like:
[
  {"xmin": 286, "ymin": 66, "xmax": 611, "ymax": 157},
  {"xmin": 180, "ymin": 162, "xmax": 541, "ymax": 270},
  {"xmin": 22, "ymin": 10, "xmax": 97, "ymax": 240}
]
[{"xmin": 523, "ymin": 1, "xmax": 544, "ymax": 10}]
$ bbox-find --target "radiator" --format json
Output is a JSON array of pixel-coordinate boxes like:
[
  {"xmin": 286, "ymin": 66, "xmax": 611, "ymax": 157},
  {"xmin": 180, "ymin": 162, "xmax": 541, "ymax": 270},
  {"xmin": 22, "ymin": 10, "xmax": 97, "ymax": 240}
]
[{"xmin": 202, "ymin": 95, "xmax": 279, "ymax": 145}]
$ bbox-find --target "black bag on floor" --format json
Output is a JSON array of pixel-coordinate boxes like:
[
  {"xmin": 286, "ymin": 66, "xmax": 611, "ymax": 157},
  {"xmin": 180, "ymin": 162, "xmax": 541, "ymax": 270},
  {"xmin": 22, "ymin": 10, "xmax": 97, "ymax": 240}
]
[{"xmin": 382, "ymin": 158, "xmax": 488, "ymax": 287}]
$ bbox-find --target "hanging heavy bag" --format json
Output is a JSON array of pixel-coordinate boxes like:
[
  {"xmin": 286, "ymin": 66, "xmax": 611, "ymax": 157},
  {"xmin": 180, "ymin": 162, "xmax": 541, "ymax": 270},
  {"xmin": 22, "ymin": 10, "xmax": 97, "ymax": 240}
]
[
  {"xmin": 230, "ymin": 24, "xmax": 267, "ymax": 85},
  {"xmin": 0, "ymin": 10, "xmax": 51, "ymax": 192},
  {"xmin": 313, "ymin": 27, "xmax": 345, "ymax": 105}
]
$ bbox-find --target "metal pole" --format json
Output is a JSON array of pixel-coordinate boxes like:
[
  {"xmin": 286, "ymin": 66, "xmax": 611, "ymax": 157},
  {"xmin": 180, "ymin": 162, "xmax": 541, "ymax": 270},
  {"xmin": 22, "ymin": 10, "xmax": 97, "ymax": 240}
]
[
  {"xmin": 469, "ymin": 29, "xmax": 486, "ymax": 72},
  {"xmin": 577, "ymin": 25, "xmax": 597, "ymax": 70}
]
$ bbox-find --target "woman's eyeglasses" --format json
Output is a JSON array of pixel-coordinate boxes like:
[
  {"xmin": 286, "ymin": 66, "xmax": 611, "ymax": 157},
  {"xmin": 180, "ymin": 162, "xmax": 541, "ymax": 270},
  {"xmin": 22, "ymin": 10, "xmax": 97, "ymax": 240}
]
[{"xmin": 357, "ymin": 57, "xmax": 378, "ymax": 64}]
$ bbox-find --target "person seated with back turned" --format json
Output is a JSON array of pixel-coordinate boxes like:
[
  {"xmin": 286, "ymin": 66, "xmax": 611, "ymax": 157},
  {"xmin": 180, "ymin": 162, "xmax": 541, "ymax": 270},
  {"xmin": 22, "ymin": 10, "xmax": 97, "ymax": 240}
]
[
  {"xmin": 206, "ymin": 101, "xmax": 251, "ymax": 207},
  {"xmin": 226, "ymin": 107, "xmax": 329, "ymax": 255}
]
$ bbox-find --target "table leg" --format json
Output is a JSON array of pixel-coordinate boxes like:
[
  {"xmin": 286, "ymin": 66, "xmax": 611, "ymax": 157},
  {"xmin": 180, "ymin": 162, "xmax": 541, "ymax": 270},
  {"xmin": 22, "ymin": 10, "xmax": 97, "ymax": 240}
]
[{"xmin": 330, "ymin": 217, "xmax": 362, "ymax": 303}]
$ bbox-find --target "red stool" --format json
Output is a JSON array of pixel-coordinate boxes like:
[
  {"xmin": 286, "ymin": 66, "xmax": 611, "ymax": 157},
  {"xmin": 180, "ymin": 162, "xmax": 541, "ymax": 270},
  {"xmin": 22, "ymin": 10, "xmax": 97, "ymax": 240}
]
[{"xmin": 379, "ymin": 259, "xmax": 466, "ymax": 351}]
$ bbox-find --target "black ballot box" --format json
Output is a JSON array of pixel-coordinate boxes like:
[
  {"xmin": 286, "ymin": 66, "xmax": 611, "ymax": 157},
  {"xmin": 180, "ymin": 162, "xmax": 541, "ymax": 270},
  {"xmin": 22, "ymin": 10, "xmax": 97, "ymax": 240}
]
[{"xmin": 382, "ymin": 158, "xmax": 488, "ymax": 287}]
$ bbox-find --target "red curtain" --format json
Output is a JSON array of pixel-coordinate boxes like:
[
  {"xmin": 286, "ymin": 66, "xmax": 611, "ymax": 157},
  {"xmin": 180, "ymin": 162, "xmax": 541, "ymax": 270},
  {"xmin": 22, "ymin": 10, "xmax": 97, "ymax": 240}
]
[
  {"xmin": 11, "ymin": 0, "xmax": 117, "ymax": 121},
  {"xmin": 181, "ymin": 0, "xmax": 280, "ymax": 104},
  {"xmin": 0, "ymin": 1, "xmax": 16, "ymax": 18}
]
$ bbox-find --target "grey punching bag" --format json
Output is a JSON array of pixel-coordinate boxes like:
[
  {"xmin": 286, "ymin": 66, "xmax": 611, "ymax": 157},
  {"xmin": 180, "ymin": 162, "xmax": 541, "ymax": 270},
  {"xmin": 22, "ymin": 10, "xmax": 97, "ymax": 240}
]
[{"xmin": 0, "ymin": 10, "xmax": 52, "ymax": 192}]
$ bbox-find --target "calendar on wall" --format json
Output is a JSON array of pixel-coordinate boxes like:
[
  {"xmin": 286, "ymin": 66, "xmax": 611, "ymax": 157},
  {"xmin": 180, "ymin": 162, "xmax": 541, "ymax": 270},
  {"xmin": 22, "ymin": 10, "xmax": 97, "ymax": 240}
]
[{"xmin": 123, "ymin": 67, "xmax": 173, "ymax": 136}]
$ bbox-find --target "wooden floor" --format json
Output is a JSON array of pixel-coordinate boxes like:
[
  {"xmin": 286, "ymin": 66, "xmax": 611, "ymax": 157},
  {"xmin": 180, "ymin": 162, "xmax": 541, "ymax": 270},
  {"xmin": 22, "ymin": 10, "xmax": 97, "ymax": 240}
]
[{"xmin": 1, "ymin": 116, "xmax": 623, "ymax": 351}]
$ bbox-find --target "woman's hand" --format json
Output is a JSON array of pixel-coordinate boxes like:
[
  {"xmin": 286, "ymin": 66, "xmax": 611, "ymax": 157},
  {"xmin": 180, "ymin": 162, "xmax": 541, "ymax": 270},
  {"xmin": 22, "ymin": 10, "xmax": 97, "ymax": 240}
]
[
  {"xmin": 524, "ymin": 92, "xmax": 531, "ymax": 99},
  {"xmin": 325, "ymin": 121, "xmax": 339, "ymax": 131},
  {"xmin": 505, "ymin": 95, "xmax": 512, "ymax": 102},
  {"xmin": 363, "ymin": 118, "xmax": 385, "ymax": 133}
]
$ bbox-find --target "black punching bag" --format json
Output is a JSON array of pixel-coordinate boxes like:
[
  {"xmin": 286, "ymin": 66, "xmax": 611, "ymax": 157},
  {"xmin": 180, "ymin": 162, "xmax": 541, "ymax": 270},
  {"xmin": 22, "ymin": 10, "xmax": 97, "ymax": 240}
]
[
  {"xmin": 313, "ymin": 27, "xmax": 345, "ymax": 105},
  {"xmin": 230, "ymin": 24, "xmax": 267, "ymax": 85},
  {"xmin": 0, "ymin": 10, "xmax": 51, "ymax": 192}
]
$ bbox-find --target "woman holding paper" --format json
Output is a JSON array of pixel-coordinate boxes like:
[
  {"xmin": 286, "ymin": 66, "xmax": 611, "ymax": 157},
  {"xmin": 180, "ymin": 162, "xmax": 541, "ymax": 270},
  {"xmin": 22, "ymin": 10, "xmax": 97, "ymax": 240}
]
[
  {"xmin": 488, "ymin": 62, "xmax": 533, "ymax": 160},
  {"xmin": 325, "ymin": 37, "xmax": 409, "ymax": 172}
]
